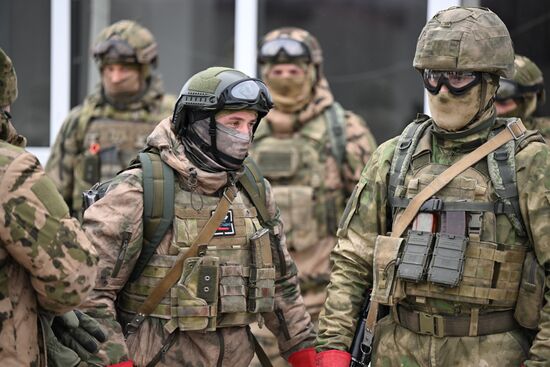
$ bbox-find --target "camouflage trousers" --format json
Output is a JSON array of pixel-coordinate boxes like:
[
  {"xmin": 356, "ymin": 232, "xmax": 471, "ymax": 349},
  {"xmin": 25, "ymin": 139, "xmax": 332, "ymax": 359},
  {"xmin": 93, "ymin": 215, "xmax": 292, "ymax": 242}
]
[
  {"xmin": 125, "ymin": 323, "xmax": 255, "ymax": 367},
  {"xmin": 371, "ymin": 315, "xmax": 529, "ymax": 367}
]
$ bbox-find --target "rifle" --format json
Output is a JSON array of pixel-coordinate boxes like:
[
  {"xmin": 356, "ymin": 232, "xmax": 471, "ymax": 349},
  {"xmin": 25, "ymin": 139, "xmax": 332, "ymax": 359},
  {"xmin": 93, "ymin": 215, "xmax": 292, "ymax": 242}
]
[{"xmin": 349, "ymin": 291, "xmax": 373, "ymax": 367}]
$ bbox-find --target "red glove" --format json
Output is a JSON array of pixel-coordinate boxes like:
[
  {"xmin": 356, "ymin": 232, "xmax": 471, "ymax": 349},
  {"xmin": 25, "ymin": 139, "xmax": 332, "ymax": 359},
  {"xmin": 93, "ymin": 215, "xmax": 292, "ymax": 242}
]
[
  {"xmin": 316, "ymin": 350, "xmax": 352, "ymax": 367},
  {"xmin": 107, "ymin": 362, "xmax": 133, "ymax": 367},
  {"xmin": 288, "ymin": 348, "xmax": 316, "ymax": 367}
]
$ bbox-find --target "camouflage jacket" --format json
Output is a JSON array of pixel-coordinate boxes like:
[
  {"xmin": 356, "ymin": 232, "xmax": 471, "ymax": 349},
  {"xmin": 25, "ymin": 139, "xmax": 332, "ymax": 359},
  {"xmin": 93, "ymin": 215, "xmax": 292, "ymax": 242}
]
[
  {"xmin": 0, "ymin": 114, "xmax": 98, "ymax": 366},
  {"xmin": 316, "ymin": 115, "xmax": 550, "ymax": 365},
  {"xmin": 45, "ymin": 74, "xmax": 176, "ymax": 215},
  {"xmin": 251, "ymin": 78, "xmax": 376, "ymax": 318},
  {"xmin": 79, "ymin": 118, "xmax": 315, "ymax": 366}
]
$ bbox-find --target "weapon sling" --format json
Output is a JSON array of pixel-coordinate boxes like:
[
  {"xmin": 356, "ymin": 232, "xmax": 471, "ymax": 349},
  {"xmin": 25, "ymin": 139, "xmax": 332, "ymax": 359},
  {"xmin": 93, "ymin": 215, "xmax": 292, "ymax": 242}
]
[
  {"xmin": 126, "ymin": 184, "xmax": 238, "ymax": 333},
  {"xmin": 365, "ymin": 119, "xmax": 527, "ymax": 336}
]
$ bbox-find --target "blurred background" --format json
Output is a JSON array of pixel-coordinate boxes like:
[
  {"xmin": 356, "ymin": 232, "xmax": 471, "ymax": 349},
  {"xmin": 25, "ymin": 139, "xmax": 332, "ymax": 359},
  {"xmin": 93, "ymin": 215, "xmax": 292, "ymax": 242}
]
[{"xmin": 1, "ymin": 0, "xmax": 549, "ymax": 163}]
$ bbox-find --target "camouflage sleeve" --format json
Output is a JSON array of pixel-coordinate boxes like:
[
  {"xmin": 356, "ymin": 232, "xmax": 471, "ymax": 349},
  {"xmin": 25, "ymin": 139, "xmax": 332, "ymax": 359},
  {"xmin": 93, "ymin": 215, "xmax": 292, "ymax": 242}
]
[
  {"xmin": 0, "ymin": 149, "xmax": 98, "ymax": 313},
  {"xmin": 260, "ymin": 178, "xmax": 316, "ymax": 358},
  {"xmin": 45, "ymin": 106, "xmax": 83, "ymax": 210},
  {"xmin": 79, "ymin": 169, "xmax": 145, "ymax": 365},
  {"xmin": 342, "ymin": 111, "xmax": 377, "ymax": 193},
  {"xmin": 516, "ymin": 142, "xmax": 550, "ymax": 366},
  {"xmin": 316, "ymin": 138, "xmax": 397, "ymax": 352}
]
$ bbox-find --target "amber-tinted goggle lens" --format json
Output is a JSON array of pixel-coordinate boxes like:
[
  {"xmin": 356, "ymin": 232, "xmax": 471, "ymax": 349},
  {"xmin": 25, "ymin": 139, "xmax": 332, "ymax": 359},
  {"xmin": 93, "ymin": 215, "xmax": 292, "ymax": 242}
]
[
  {"xmin": 259, "ymin": 38, "xmax": 310, "ymax": 62},
  {"xmin": 423, "ymin": 70, "xmax": 481, "ymax": 95},
  {"xmin": 93, "ymin": 39, "xmax": 136, "ymax": 58}
]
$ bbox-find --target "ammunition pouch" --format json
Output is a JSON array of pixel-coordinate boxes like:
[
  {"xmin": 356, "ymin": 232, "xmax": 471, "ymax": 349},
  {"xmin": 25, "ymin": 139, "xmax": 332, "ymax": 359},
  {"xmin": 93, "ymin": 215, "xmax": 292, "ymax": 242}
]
[
  {"xmin": 514, "ymin": 251, "xmax": 545, "ymax": 329},
  {"xmin": 272, "ymin": 185, "xmax": 319, "ymax": 251},
  {"xmin": 372, "ymin": 235, "xmax": 404, "ymax": 306},
  {"xmin": 397, "ymin": 230, "xmax": 433, "ymax": 283},
  {"xmin": 427, "ymin": 233, "xmax": 468, "ymax": 288},
  {"xmin": 248, "ymin": 228, "xmax": 276, "ymax": 313}
]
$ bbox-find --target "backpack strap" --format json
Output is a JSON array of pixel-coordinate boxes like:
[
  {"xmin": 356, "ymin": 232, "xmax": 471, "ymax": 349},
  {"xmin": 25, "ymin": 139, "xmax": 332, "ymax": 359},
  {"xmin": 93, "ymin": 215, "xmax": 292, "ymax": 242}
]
[
  {"xmin": 129, "ymin": 151, "xmax": 175, "ymax": 282},
  {"xmin": 238, "ymin": 157, "xmax": 279, "ymax": 228},
  {"xmin": 324, "ymin": 102, "xmax": 347, "ymax": 168}
]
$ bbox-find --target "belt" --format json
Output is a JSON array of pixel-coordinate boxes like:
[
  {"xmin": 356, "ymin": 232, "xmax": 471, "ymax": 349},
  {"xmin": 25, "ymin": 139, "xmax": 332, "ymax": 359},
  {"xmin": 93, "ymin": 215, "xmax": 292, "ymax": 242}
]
[{"xmin": 395, "ymin": 305, "xmax": 519, "ymax": 337}]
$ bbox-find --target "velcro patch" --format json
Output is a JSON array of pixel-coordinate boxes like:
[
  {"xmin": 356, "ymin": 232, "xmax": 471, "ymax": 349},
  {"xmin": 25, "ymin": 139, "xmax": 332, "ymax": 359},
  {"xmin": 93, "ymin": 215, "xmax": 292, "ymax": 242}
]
[{"xmin": 214, "ymin": 209, "xmax": 236, "ymax": 236}]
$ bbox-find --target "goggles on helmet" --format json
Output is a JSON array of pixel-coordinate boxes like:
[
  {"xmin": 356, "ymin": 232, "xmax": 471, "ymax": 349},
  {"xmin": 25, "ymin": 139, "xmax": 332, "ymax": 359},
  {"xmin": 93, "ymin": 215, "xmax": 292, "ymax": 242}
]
[
  {"xmin": 423, "ymin": 70, "xmax": 482, "ymax": 96},
  {"xmin": 93, "ymin": 38, "xmax": 136, "ymax": 61},
  {"xmin": 258, "ymin": 38, "xmax": 310, "ymax": 63},
  {"xmin": 495, "ymin": 78, "xmax": 544, "ymax": 102},
  {"xmin": 178, "ymin": 78, "xmax": 273, "ymax": 114}
]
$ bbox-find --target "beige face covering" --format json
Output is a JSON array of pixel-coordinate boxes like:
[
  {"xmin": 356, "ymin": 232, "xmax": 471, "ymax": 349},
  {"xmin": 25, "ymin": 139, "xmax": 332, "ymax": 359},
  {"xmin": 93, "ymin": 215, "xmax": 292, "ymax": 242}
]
[
  {"xmin": 499, "ymin": 95, "xmax": 537, "ymax": 120},
  {"xmin": 264, "ymin": 63, "xmax": 315, "ymax": 113},
  {"xmin": 428, "ymin": 82, "xmax": 497, "ymax": 131}
]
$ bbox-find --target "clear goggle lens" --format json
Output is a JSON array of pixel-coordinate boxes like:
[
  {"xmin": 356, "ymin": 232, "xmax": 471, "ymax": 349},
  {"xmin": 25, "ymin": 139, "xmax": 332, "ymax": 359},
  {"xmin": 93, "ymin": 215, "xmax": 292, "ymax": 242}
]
[
  {"xmin": 423, "ymin": 70, "xmax": 481, "ymax": 95},
  {"xmin": 259, "ymin": 38, "xmax": 309, "ymax": 61}
]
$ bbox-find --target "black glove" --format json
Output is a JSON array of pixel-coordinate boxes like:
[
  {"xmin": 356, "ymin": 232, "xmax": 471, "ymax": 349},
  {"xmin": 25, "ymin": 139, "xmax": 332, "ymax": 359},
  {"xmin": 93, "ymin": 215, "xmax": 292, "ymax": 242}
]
[{"xmin": 51, "ymin": 310, "xmax": 107, "ymax": 361}]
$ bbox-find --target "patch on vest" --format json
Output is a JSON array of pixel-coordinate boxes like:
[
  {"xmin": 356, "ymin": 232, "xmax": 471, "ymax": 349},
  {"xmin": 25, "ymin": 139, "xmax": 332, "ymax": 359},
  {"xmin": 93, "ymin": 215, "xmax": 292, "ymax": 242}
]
[{"xmin": 214, "ymin": 209, "xmax": 236, "ymax": 236}]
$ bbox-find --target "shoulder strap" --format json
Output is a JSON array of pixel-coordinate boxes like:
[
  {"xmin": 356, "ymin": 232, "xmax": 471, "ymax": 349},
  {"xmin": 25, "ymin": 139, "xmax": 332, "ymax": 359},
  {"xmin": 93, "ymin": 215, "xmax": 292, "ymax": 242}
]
[
  {"xmin": 238, "ymin": 157, "xmax": 277, "ymax": 227},
  {"xmin": 129, "ymin": 152, "xmax": 175, "ymax": 282},
  {"xmin": 324, "ymin": 102, "xmax": 347, "ymax": 167},
  {"xmin": 388, "ymin": 114, "xmax": 432, "ymax": 207}
]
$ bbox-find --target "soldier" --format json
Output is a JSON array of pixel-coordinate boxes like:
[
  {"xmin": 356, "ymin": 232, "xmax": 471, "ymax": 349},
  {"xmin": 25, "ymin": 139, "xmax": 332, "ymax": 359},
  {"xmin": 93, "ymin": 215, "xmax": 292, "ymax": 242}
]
[
  {"xmin": 59, "ymin": 67, "xmax": 316, "ymax": 367},
  {"xmin": 0, "ymin": 48, "xmax": 100, "ymax": 366},
  {"xmin": 249, "ymin": 27, "xmax": 377, "ymax": 367},
  {"xmin": 495, "ymin": 54, "xmax": 550, "ymax": 141},
  {"xmin": 46, "ymin": 20, "xmax": 176, "ymax": 216},
  {"xmin": 316, "ymin": 7, "xmax": 550, "ymax": 367}
]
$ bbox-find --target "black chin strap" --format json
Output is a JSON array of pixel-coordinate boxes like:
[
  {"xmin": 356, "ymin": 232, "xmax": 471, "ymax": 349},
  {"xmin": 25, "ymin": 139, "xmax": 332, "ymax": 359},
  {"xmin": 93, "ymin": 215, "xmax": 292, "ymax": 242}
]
[{"xmin": 209, "ymin": 113, "xmax": 218, "ymax": 157}]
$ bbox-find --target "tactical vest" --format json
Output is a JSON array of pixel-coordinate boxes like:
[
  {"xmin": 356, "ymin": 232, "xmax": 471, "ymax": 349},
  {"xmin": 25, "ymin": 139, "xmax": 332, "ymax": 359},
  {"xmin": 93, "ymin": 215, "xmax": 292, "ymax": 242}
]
[
  {"xmin": 117, "ymin": 185, "xmax": 276, "ymax": 332},
  {"xmin": 67, "ymin": 85, "xmax": 175, "ymax": 214},
  {"xmin": 250, "ymin": 103, "xmax": 346, "ymax": 252},
  {"xmin": 378, "ymin": 116, "xmax": 542, "ymax": 312}
]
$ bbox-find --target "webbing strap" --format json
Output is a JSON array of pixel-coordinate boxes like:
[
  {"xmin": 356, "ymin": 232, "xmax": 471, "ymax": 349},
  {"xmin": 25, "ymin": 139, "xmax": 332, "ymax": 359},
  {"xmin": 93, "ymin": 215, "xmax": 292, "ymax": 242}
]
[
  {"xmin": 239, "ymin": 157, "xmax": 272, "ymax": 225},
  {"xmin": 129, "ymin": 153, "xmax": 175, "ymax": 282},
  {"xmin": 325, "ymin": 102, "xmax": 347, "ymax": 167},
  {"xmin": 390, "ymin": 119, "xmax": 526, "ymax": 238},
  {"xmin": 126, "ymin": 185, "xmax": 238, "ymax": 333},
  {"xmin": 248, "ymin": 326, "xmax": 274, "ymax": 367}
]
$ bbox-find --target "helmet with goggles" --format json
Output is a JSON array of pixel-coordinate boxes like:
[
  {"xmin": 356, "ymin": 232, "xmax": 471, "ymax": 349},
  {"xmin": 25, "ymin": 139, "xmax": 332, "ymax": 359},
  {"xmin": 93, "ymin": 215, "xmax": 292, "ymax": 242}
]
[
  {"xmin": 413, "ymin": 7, "xmax": 514, "ymax": 78},
  {"xmin": 496, "ymin": 54, "xmax": 545, "ymax": 103},
  {"xmin": 258, "ymin": 27, "xmax": 322, "ymax": 66},
  {"xmin": 172, "ymin": 66, "xmax": 273, "ymax": 137},
  {"xmin": 92, "ymin": 20, "xmax": 158, "ymax": 67}
]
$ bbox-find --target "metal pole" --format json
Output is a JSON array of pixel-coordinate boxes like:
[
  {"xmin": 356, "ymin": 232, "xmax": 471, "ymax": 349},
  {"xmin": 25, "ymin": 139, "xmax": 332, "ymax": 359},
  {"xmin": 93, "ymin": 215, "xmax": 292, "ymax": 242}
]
[{"xmin": 234, "ymin": 0, "xmax": 258, "ymax": 77}]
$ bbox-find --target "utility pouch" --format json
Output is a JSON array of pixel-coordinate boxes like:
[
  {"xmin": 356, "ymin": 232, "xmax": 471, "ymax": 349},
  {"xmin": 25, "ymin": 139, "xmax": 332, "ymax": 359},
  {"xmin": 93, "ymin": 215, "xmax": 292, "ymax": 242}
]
[
  {"xmin": 372, "ymin": 235, "xmax": 404, "ymax": 305},
  {"xmin": 83, "ymin": 151, "xmax": 100, "ymax": 184},
  {"xmin": 397, "ymin": 230, "xmax": 434, "ymax": 283},
  {"xmin": 219, "ymin": 263, "xmax": 248, "ymax": 314},
  {"xmin": 171, "ymin": 256, "xmax": 219, "ymax": 331},
  {"xmin": 515, "ymin": 251, "xmax": 545, "ymax": 329},
  {"xmin": 427, "ymin": 233, "xmax": 468, "ymax": 287},
  {"xmin": 248, "ymin": 228, "xmax": 276, "ymax": 313}
]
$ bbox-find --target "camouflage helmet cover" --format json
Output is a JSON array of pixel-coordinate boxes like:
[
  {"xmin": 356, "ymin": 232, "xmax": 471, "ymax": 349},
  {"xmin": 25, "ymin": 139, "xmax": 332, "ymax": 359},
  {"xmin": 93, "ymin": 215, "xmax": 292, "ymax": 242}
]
[
  {"xmin": 511, "ymin": 54, "xmax": 544, "ymax": 86},
  {"xmin": 259, "ymin": 27, "xmax": 323, "ymax": 65},
  {"xmin": 173, "ymin": 66, "xmax": 273, "ymax": 135},
  {"xmin": 0, "ymin": 48, "xmax": 17, "ymax": 107},
  {"xmin": 93, "ymin": 20, "xmax": 158, "ymax": 66},
  {"xmin": 413, "ymin": 7, "xmax": 514, "ymax": 78}
]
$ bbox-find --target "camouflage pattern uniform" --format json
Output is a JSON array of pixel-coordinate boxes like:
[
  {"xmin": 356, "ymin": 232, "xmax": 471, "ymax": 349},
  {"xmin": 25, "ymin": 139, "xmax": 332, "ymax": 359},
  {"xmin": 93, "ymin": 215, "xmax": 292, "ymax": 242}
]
[
  {"xmin": 46, "ymin": 20, "xmax": 176, "ymax": 216},
  {"xmin": 76, "ymin": 68, "xmax": 315, "ymax": 367},
  {"xmin": 496, "ymin": 54, "xmax": 550, "ymax": 141},
  {"xmin": 249, "ymin": 27, "xmax": 377, "ymax": 367},
  {"xmin": 0, "ymin": 48, "xmax": 98, "ymax": 366},
  {"xmin": 317, "ymin": 7, "xmax": 550, "ymax": 367}
]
